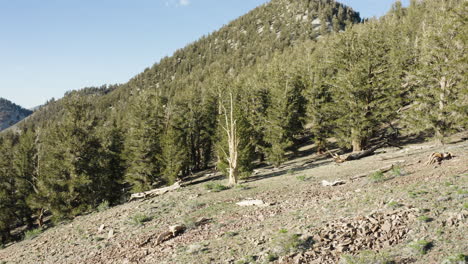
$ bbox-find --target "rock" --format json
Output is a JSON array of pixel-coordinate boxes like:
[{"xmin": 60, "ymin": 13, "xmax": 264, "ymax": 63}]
[
  {"xmin": 236, "ymin": 199, "xmax": 268, "ymax": 207},
  {"xmin": 108, "ymin": 229, "xmax": 114, "ymax": 239},
  {"xmin": 169, "ymin": 225, "xmax": 186, "ymax": 236},
  {"xmin": 98, "ymin": 224, "xmax": 105, "ymax": 234},
  {"xmin": 187, "ymin": 244, "xmax": 204, "ymax": 254},
  {"xmin": 321, "ymin": 180, "xmax": 346, "ymax": 187},
  {"xmin": 437, "ymin": 196, "xmax": 451, "ymax": 202}
]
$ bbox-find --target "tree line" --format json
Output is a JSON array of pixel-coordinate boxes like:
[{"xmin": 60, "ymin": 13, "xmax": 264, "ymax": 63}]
[{"xmin": 0, "ymin": 0, "xmax": 466, "ymax": 245}]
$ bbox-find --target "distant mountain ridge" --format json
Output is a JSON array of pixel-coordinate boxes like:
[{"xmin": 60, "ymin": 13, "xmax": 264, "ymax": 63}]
[{"xmin": 0, "ymin": 98, "xmax": 33, "ymax": 131}]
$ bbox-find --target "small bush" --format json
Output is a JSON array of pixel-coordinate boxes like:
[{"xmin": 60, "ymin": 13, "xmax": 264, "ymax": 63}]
[
  {"xmin": 409, "ymin": 240, "xmax": 432, "ymax": 255},
  {"xmin": 369, "ymin": 171, "xmax": 385, "ymax": 183},
  {"xmin": 296, "ymin": 175, "xmax": 307, "ymax": 181},
  {"xmin": 224, "ymin": 231, "xmax": 239, "ymax": 237},
  {"xmin": 235, "ymin": 255, "xmax": 257, "ymax": 264},
  {"xmin": 443, "ymin": 254, "xmax": 467, "ymax": 264},
  {"xmin": 129, "ymin": 213, "xmax": 153, "ymax": 226},
  {"xmin": 387, "ymin": 201, "xmax": 402, "ymax": 208},
  {"xmin": 204, "ymin": 183, "xmax": 230, "ymax": 192},
  {"xmin": 391, "ymin": 165, "xmax": 404, "ymax": 176},
  {"xmin": 271, "ymin": 229, "xmax": 312, "ymax": 256},
  {"xmin": 266, "ymin": 253, "xmax": 279, "ymax": 262},
  {"xmin": 24, "ymin": 228, "xmax": 43, "ymax": 240},
  {"xmin": 340, "ymin": 250, "xmax": 394, "ymax": 264},
  {"xmin": 97, "ymin": 200, "xmax": 110, "ymax": 212},
  {"xmin": 417, "ymin": 215, "xmax": 432, "ymax": 223}
]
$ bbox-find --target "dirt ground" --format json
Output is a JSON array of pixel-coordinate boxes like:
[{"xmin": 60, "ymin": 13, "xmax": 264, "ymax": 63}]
[{"xmin": 0, "ymin": 133, "xmax": 467, "ymax": 264}]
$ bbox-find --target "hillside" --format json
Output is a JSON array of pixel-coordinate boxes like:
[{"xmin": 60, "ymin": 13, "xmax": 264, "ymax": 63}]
[
  {"xmin": 0, "ymin": 98, "xmax": 32, "ymax": 131},
  {"xmin": 1, "ymin": 133, "xmax": 466, "ymax": 263},
  {"xmin": 0, "ymin": 0, "xmax": 466, "ymax": 262}
]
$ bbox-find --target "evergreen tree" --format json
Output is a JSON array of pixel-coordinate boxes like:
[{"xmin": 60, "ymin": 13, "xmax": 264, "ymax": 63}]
[
  {"xmin": 330, "ymin": 22, "xmax": 403, "ymax": 151},
  {"xmin": 260, "ymin": 55, "xmax": 307, "ymax": 166},
  {"xmin": 98, "ymin": 118, "xmax": 126, "ymax": 204},
  {"xmin": 0, "ymin": 134, "xmax": 17, "ymax": 244},
  {"xmin": 124, "ymin": 91, "xmax": 164, "ymax": 192},
  {"xmin": 34, "ymin": 96, "xmax": 103, "ymax": 219},
  {"xmin": 406, "ymin": 0, "xmax": 467, "ymax": 142},
  {"xmin": 12, "ymin": 128, "xmax": 37, "ymax": 228}
]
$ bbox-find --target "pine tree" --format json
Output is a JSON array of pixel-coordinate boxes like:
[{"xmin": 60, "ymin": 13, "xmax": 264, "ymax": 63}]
[
  {"xmin": 34, "ymin": 96, "xmax": 103, "ymax": 219},
  {"xmin": 0, "ymin": 133, "xmax": 18, "ymax": 244},
  {"xmin": 124, "ymin": 91, "xmax": 165, "ymax": 192},
  {"xmin": 302, "ymin": 42, "xmax": 335, "ymax": 153},
  {"xmin": 12, "ymin": 128, "xmax": 37, "ymax": 228},
  {"xmin": 97, "ymin": 117, "xmax": 126, "ymax": 204},
  {"xmin": 260, "ymin": 55, "xmax": 307, "ymax": 166},
  {"xmin": 406, "ymin": 0, "xmax": 467, "ymax": 143},
  {"xmin": 330, "ymin": 22, "xmax": 403, "ymax": 151}
]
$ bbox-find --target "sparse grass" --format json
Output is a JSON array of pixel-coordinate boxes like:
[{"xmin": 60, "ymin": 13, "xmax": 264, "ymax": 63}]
[
  {"xmin": 97, "ymin": 200, "xmax": 110, "ymax": 212},
  {"xmin": 408, "ymin": 190, "xmax": 429, "ymax": 198},
  {"xmin": 387, "ymin": 201, "xmax": 402, "ymax": 208},
  {"xmin": 463, "ymin": 203, "xmax": 468, "ymax": 209},
  {"xmin": 224, "ymin": 231, "xmax": 239, "ymax": 237},
  {"xmin": 129, "ymin": 213, "xmax": 153, "ymax": 226},
  {"xmin": 271, "ymin": 229, "xmax": 312, "ymax": 256},
  {"xmin": 408, "ymin": 240, "xmax": 432, "ymax": 255},
  {"xmin": 287, "ymin": 169, "xmax": 294, "ymax": 175},
  {"xmin": 235, "ymin": 184, "xmax": 250, "ymax": 190},
  {"xmin": 443, "ymin": 254, "xmax": 467, "ymax": 264},
  {"xmin": 417, "ymin": 215, "xmax": 432, "ymax": 223},
  {"xmin": 266, "ymin": 253, "xmax": 279, "ymax": 262},
  {"xmin": 341, "ymin": 250, "xmax": 394, "ymax": 264},
  {"xmin": 235, "ymin": 255, "xmax": 256, "ymax": 264},
  {"xmin": 24, "ymin": 228, "xmax": 43, "ymax": 240},
  {"xmin": 391, "ymin": 165, "xmax": 403, "ymax": 176},
  {"xmin": 187, "ymin": 201, "xmax": 206, "ymax": 211},
  {"xmin": 296, "ymin": 175, "xmax": 307, "ymax": 181},
  {"xmin": 369, "ymin": 171, "xmax": 385, "ymax": 183},
  {"xmin": 204, "ymin": 183, "xmax": 230, "ymax": 192}
]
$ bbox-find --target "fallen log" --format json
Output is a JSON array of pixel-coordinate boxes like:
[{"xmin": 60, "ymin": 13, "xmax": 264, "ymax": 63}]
[
  {"xmin": 426, "ymin": 152, "xmax": 453, "ymax": 165},
  {"xmin": 321, "ymin": 180, "xmax": 346, "ymax": 186},
  {"xmin": 129, "ymin": 181, "xmax": 181, "ymax": 201},
  {"xmin": 330, "ymin": 143, "xmax": 385, "ymax": 163}
]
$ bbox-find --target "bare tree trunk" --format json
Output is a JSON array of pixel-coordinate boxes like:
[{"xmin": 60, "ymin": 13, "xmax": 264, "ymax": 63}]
[{"xmin": 221, "ymin": 92, "xmax": 239, "ymax": 186}]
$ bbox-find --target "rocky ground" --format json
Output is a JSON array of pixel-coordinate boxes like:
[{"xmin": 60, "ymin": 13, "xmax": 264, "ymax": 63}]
[{"xmin": 0, "ymin": 133, "xmax": 467, "ymax": 264}]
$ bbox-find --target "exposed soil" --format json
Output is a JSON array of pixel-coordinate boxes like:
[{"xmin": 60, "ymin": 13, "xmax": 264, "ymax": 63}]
[{"xmin": 1, "ymin": 133, "xmax": 467, "ymax": 264}]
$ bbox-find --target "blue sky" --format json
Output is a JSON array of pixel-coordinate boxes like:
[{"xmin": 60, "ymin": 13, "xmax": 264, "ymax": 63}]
[{"xmin": 0, "ymin": 0, "xmax": 408, "ymax": 108}]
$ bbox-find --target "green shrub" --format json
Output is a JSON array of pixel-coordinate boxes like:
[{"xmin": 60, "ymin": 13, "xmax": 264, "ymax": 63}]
[
  {"xmin": 129, "ymin": 213, "xmax": 153, "ymax": 226},
  {"xmin": 391, "ymin": 165, "xmax": 403, "ymax": 176},
  {"xmin": 97, "ymin": 200, "xmax": 110, "ymax": 212},
  {"xmin": 296, "ymin": 175, "xmax": 307, "ymax": 181},
  {"xmin": 271, "ymin": 229, "xmax": 312, "ymax": 256},
  {"xmin": 387, "ymin": 201, "xmax": 402, "ymax": 208},
  {"xmin": 369, "ymin": 171, "xmax": 385, "ymax": 183},
  {"xmin": 417, "ymin": 215, "xmax": 432, "ymax": 223},
  {"xmin": 24, "ymin": 228, "xmax": 43, "ymax": 240},
  {"xmin": 409, "ymin": 240, "xmax": 432, "ymax": 255},
  {"xmin": 443, "ymin": 254, "xmax": 467, "ymax": 264},
  {"xmin": 204, "ymin": 183, "xmax": 230, "ymax": 192}
]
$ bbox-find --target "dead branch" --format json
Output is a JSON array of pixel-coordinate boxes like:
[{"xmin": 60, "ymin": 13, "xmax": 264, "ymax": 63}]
[
  {"xmin": 331, "ymin": 143, "xmax": 385, "ymax": 163},
  {"xmin": 426, "ymin": 152, "xmax": 453, "ymax": 165},
  {"xmin": 129, "ymin": 181, "xmax": 181, "ymax": 201}
]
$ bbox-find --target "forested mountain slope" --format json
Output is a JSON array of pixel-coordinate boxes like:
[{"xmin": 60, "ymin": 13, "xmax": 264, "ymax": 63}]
[
  {"xmin": 0, "ymin": 98, "xmax": 32, "ymax": 131},
  {"xmin": 0, "ymin": 0, "xmax": 466, "ymax": 255}
]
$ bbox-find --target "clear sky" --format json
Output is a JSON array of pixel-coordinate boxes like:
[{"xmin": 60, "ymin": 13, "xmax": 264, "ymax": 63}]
[{"xmin": 0, "ymin": 0, "xmax": 408, "ymax": 108}]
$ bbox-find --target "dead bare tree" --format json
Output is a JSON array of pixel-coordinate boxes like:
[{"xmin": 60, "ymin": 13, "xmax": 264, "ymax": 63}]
[{"xmin": 220, "ymin": 92, "xmax": 240, "ymax": 186}]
